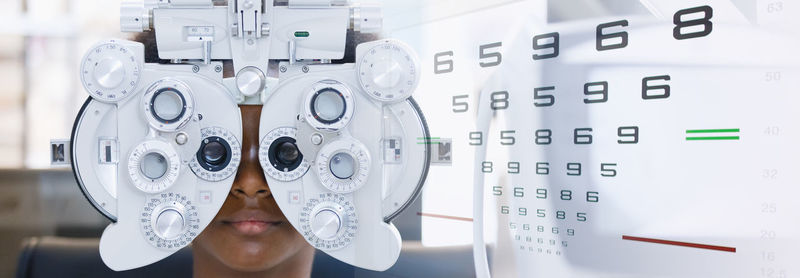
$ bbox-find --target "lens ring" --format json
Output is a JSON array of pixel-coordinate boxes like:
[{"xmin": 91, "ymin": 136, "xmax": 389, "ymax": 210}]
[
  {"xmin": 149, "ymin": 88, "xmax": 187, "ymax": 124},
  {"xmin": 309, "ymin": 88, "xmax": 347, "ymax": 124},
  {"xmin": 329, "ymin": 152, "xmax": 356, "ymax": 179},
  {"xmin": 195, "ymin": 137, "xmax": 233, "ymax": 172}
]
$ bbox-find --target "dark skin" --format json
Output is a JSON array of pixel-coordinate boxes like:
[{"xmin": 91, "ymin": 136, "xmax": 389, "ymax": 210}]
[{"xmin": 192, "ymin": 106, "xmax": 315, "ymax": 278}]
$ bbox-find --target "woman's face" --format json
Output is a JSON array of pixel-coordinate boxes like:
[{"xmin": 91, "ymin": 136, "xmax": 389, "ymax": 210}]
[{"xmin": 192, "ymin": 105, "xmax": 311, "ymax": 271}]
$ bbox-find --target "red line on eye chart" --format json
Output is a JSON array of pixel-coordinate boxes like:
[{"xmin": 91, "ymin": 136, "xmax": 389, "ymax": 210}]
[
  {"xmin": 622, "ymin": 235, "xmax": 736, "ymax": 253},
  {"xmin": 417, "ymin": 212, "xmax": 473, "ymax": 222}
]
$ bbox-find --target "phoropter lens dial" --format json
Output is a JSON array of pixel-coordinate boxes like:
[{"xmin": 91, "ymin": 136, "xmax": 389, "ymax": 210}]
[
  {"xmin": 315, "ymin": 138, "xmax": 371, "ymax": 193},
  {"xmin": 189, "ymin": 127, "xmax": 241, "ymax": 182},
  {"xmin": 127, "ymin": 140, "xmax": 180, "ymax": 194},
  {"xmin": 142, "ymin": 78, "xmax": 195, "ymax": 132},
  {"xmin": 259, "ymin": 127, "xmax": 311, "ymax": 182},
  {"xmin": 303, "ymin": 80, "xmax": 355, "ymax": 132}
]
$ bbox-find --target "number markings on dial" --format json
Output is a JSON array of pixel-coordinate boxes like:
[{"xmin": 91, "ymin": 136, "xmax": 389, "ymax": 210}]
[
  {"xmin": 140, "ymin": 193, "xmax": 199, "ymax": 250},
  {"xmin": 189, "ymin": 127, "xmax": 242, "ymax": 182}
]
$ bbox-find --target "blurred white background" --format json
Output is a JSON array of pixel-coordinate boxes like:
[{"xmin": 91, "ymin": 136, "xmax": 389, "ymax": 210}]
[{"xmin": 0, "ymin": 0, "xmax": 128, "ymax": 169}]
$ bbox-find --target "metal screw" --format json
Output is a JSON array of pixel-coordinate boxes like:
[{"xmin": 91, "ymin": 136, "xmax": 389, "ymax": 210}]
[
  {"xmin": 176, "ymin": 132, "xmax": 189, "ymax": 145},
  {"xmin": 302, "ymin": 66, "xmax": 309, "ymax": 73},
  {"xmin": 311, "ymin": 133, "xmax": 323, "ymax": 145},
  {"xmin": 280, "ymin": 65, "xmax": 287, "ymax": 73},
  {"xmin": 215, "ymin": 65, "xmax": 222, "ymax": 72},
  {"xmin": 192, "ymin": 65, "xmax": 200, "ymax": 73}
]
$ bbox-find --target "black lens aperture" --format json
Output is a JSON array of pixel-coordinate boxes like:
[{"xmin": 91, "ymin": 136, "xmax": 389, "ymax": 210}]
[
  {"xmin": 276, "ymin": 142, "xmax": 300, "ymax": 166},
  {"xmin": 196, "ymin": 137, "xmax": 232, "ymax": 171},
  {"xmin": 268, "ymin": 137, "xmax": 304, "ymax": 171},
  {"xmin": 202, "ymin": 141, "xmax": 227, "ymax": 166}
]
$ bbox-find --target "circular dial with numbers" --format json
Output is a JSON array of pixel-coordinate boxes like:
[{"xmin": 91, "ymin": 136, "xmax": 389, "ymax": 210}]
[
  {"xmin": 189, "ymin": 127, "xmax": 241, "ymax": 182},
  {"xmin": 314, "ymin": 138, "xmax": 371, "ymax": 193},
  {"xmin": 140, "ymin": 193, "xmax": 199, "ymax": 250},
  {"xmin": 127, "ymin": 140, "xmax": 181, "ymax": 194},
  {"xmin": 259, "ymin": 127, "xmax": 311, "ymax": 182},
  {"xmin": 391, "ymin": 1, "xmax": 800, "ymax": 277},
  {"xmin": 357, "ymin": 40, "xmax": 421, "ymax": 103},
  {"xmin": 80, "ymin": 40, "xmax": 141, "ymax": 103},
  {"xmin": 299, "ymin": 193, "xmax": 358, "ymax": 251}
]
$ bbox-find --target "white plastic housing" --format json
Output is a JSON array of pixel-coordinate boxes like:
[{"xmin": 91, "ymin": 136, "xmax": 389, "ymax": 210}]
[
  {"xmin": 259, "ymin": 39, "xmax": 429, "ymax": 270},
  {"xmin": 72, "ymin": 40, "xmax": 242, "ymax": 269}
]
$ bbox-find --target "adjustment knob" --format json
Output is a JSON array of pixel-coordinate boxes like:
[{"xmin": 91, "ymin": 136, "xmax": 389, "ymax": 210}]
[
  {"xmin": 370, "ymin": 57, "xmax": 402, "ymax": 89},
  {"xmin": 94, "ymin": 58, "xmax": 126, "ymax": 88},
  {"xmin": 155, "ymin": 207, "xmax": 185, "ymax": 240},
  {"xmin": 140, "ymin": 194, "xmax": 199, "ymax": 250},
  {"xmin": 357, "ymin": 39, "xmax": 420, "ymax": 103},
  {"xmin": 236, "ymin": 67, "xmax": 266, "ymax": 97},
  {"xmin": 80, "ymin": 40, "xmax": 142, "ymax": 103},
  {"xmin": 311, "ymin": 209, "xmax": 342, "ymax": 240},
  {"xmin": 299, "ymin": 194, "xmax": 358, "ymax": 251}
]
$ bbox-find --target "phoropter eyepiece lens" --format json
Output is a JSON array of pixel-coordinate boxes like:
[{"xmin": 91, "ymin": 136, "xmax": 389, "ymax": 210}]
[
  {"xmin": 329, "ymin": 152, "xmax": 356, "ymax": 179},
  {"xmin": 311, "ymin": 89, "xmax": 346, "ymax": 124},
  {"xmin": 141, "ymin": 152, "xmax": 168, "ymax": 180},
  {"xmin": 276, "ymin": 142, "xmax": 300, "ymax": 166},
  {"xmin": 150, "ymin": 88, "xmax": 187, "ymax": 123},
  {"xmin": 202, "ymin": 141, "xmax": 227, "ymax": 166},
  {"xmin": 267, "ymin": 137, "xmax": 304, "ymax": 172},
  {"xmin": 195, "ymin": 137, "xmax": 232, "ymax": 172}
]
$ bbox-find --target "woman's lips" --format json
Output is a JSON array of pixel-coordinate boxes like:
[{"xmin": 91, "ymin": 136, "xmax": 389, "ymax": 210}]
[{"xmin": 226, "ymin": 220, "xmax": 281, "ymax": 235}]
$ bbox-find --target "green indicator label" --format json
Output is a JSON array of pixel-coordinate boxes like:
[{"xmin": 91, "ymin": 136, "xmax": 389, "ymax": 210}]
[
  {"xmin": 294, "ymin": 31, "xmax": 310, "ymax": 38},
  {"xmin": 417, "ymin": 137, "xmax": 444, "ymax": 145},
  {"xmin": 686, "ymin": 128, "xmax": 740, "ymax": 141}
]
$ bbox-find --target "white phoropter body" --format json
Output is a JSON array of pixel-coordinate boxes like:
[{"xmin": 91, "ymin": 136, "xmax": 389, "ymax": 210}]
[
  {"xmin": 259, "ymin": 39, "xmax": 430, "ymax": 271},
  {"xmin": 72, "ymin": 40, "xmax": 241, "ymax": 271},
  {"xmin": 56, "ymin": 0, "xmax": 432, "ymax": 272}
]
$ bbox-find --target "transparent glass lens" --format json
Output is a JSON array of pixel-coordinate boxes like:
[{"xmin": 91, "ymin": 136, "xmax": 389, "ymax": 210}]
[
  {"xmin": 329, "ymin": 152, "xmax": 356, "ymax": 179},
  {"xmin": 141, "ymin": 152, "xmax": 168, "ymax": 179},
  {"xmin": 152, "ymin": 90, "xmax": 184, "ymax": 122},
  {"xmin": 313, "ymin": 90, "xmax": 345, "ymax": 122}
]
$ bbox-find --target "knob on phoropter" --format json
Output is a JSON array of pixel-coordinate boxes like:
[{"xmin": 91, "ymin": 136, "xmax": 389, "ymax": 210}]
[
  {"xmin": 311, "ymin": 208, "xmax": 342, "ymax": 240},
  {"xmin": 80, "ymin": 40, "xmax": 143, "ymax": 103},
  {"xmin": 357, "ymin": 40, "xmax": 421, "ymax": 103},
  {"xmin": 299, "ymin": 194, "xmax": 357, "ymax": 251},
  {"xmin": 140, "ymin": 193, "xmax": 199, "ymax": 250},
  {"xmin": 154, "ymin": 207, "xmax": 186, "ymax": 239}
]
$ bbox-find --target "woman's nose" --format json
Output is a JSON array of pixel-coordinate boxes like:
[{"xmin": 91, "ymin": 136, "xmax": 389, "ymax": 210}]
[
  {"xmin": 230, "ymin": 105, "xmax": 271, "ymax": 199},
  {"xmin": 230, "ymin": 161, "xmax": 270, "ymax": 198}
]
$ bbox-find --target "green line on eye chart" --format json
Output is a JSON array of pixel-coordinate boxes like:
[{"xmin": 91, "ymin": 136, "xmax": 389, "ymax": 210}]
[
  {"xmin": 686, "ymin": 136, "xmax": 740, "ymax": 141},
  {"xmin": 686, "ymin": 128, "xmax": 740, "ymax": 141},
  {"xmin": 686, "ymin": 129, "xmax": 740, "ymax": 134}
]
